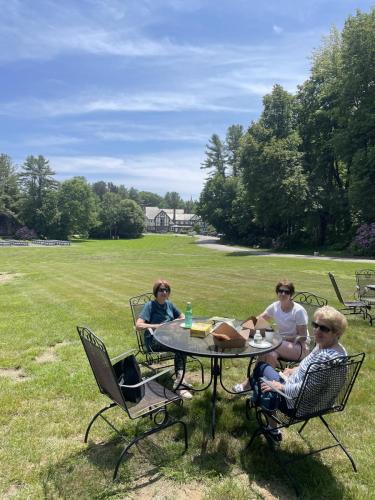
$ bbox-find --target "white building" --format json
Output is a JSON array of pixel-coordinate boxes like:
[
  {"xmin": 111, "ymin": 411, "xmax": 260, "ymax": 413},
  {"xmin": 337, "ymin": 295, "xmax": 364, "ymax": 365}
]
[{"xmin": 144, "ymin": 207, "xmax": 204, "ymax": 233}]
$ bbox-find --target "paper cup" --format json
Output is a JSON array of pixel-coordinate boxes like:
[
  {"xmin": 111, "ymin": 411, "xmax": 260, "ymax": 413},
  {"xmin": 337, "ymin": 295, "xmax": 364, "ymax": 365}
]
[{"xmin": 265, "ymin": 331, "xmax": 273, "ymax": 342}]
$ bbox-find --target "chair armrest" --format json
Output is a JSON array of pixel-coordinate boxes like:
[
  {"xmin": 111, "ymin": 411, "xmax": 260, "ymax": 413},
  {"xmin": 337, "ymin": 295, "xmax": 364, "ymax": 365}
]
[
  {"xmin": 111, "ymin": 348, "xmax": 137, "ymax": 364},
  {"xmin": 119, "ymin": 367, "xmax": 174, "ymax": 388},
  {"xmin": 260, "ymin": 377, "xmax": 293, "ymax": 400}
]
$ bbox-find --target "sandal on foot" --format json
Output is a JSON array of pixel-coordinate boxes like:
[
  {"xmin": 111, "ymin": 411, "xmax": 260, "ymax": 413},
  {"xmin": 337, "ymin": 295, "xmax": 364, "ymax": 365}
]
[
  {"xmin": 232, "ymin": 383, "xmax": 250, "ymax": 393},
  {"xmin": 177, "ymin": 389, "xmax": 193, "ymax": 400},
  {"xmin": 264, "ymin": 426, "xmax": 282, "ymax": 442}
]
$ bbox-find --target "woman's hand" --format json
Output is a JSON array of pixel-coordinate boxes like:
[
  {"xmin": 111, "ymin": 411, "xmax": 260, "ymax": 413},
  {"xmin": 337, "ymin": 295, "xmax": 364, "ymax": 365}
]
[
  {"xmin": 261, "ymin": 380, "xmax": 284, "ymax": 393},
  {"xmin": 283, "ymin": 367, "xmax": 297, "ymax": 377}
]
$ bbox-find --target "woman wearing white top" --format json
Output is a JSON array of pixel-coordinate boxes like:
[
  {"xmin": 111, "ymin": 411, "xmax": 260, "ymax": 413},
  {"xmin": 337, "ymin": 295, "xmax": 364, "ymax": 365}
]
[
  {"xmin": 233, "ymin": 279, "xmax": 308, "ymax": 393},
  {"xmin": 260, "ymin": 279, "xmax": 308, "ymax": 367}
]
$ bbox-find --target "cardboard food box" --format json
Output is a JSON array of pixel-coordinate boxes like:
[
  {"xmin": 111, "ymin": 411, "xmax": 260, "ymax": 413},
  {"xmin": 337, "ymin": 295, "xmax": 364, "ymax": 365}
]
[
  {"xmin": 190, "ymin": 322, "xmax": 212, "ymax": 338},
  {"xmin": 242, "ymin": 316, "xmax": 272, "ymax": 337},
  {"xmin": 212, "ymin": 321, "xmax": 250, "ymax": 348}
]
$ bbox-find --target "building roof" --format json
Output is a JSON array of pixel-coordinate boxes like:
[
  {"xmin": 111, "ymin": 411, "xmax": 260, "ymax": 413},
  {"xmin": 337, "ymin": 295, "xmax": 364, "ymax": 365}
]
[{"xmin": 145, "ymin": 207, "xmax": 191, "ymax": 220}]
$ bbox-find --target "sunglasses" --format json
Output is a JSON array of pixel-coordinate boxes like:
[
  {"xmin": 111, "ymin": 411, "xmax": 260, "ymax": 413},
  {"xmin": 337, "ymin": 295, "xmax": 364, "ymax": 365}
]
[
  {"xmin": 158, "ymin": 288, "xmax": 170, "ymax": 293},
  {"xmin": 311, "ymin": 321, "xmax": 331, "ymax": 333},
  {"xmin": 277, "ymin": 289, "xmax": 291, "ymax": 295}
]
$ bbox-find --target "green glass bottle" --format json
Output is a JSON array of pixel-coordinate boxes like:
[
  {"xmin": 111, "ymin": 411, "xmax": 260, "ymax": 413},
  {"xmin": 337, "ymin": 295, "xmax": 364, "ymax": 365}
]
[{"xmin": 185, "ymin": 301, "xmax": 193, "ymax": 328}]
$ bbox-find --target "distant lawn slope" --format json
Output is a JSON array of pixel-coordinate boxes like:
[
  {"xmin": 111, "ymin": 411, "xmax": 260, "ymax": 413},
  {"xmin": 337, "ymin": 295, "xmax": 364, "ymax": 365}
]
[{"xmin": 1, "ymin": 235, "xmax": 374, "ymax": 498}]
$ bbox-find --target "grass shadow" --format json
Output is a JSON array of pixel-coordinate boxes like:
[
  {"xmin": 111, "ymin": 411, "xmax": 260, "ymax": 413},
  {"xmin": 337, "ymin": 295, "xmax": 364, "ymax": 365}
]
[
  {"xmin": 41, "ymin": 422, "xmax": 188, "ymax": 498},
  {"xmin": 239, "ymin": 432, "xmax": 347, "ymax": 499},
  {"xmin": 225, "ymin": 250, "xmax": 271, "ymax": 257}
]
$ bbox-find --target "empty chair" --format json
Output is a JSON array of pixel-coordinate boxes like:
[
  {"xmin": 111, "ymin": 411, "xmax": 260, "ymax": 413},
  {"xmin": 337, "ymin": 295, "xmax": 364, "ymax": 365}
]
[
  {"xmin": 328, "ymin": 272, "xmax": 368, "ymax": 318},
  {"xmin": 77, "ymin": 325, "xmax": 188, "ymax": 480},
  {"xmin": 246, "ymin": 352, "xmax": 365, "ymax": 495},
  {"xmin": 355, "ymin": 270, "xmax": 375, "ymax": 326}
]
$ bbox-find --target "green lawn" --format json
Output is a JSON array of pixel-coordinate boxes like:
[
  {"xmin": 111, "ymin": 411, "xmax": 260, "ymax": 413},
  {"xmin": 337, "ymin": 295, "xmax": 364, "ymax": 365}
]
[{"xmin": 1, "ymin": 235, "xmax": 374, "ymax": 499}]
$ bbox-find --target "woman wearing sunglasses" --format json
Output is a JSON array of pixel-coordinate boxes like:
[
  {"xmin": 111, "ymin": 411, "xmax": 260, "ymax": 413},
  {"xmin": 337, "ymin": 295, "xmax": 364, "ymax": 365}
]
[
  {"xmin": 249, "ymin": 305, "xmax": 347, "ymax": 441},
  {"xmin": 233, "ymin": 279, "xmax": 308, "ymax": 392},
  {"xmin": 136, "ymin": 279, "xmax": 192, "ymax": 399}
]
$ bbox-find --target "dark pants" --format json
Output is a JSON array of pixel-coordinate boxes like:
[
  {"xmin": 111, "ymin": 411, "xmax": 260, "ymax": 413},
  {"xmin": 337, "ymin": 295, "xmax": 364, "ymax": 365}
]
[
  {"xmin": 145, "ymin": 330, "xmax": 186, "ymax": 373},
  {"xmin": 250, "ymin": 362, "xmax": 291, "ymax": 414}
]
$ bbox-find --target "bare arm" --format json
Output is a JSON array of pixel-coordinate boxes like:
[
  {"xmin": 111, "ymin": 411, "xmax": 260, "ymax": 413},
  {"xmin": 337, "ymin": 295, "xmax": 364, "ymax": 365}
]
[
  {"xmin": 261, "ymin": 379, "xmax": 284, "ymax": 393},
  {"xmin": 295, "ymin": 323, "xmax": 308, "ymax": 342},
  {"xmin": 136, "ymin": 317, "xmax": 160, "ymax": 330},
  {"xmin": 136, "ymin": 312, "xmax": 185, "ymax": 331},
  {"xmin": 258, "ymin": 312, "xmax": 272, "ymax": 321}
]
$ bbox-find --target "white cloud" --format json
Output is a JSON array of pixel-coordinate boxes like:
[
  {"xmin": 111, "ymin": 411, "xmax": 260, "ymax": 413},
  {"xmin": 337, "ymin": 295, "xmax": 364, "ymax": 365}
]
[
  {"xmin": 273, "ymin": 25, "xmax": 283, "ymax": 34},
  {"xmin": 50, "ymin": 150, "xmax": 206, "ymax": 198},
  {"xmin": 0, "ymin": 90, "xmax": 255, "ymax": 118},
  {"xmin": 96, "ymin": 127, "xmax": 208, "ymax": 143},
  {"xmin": 23, "ymin": 135, "xmax": 82, "ymax": 147}
]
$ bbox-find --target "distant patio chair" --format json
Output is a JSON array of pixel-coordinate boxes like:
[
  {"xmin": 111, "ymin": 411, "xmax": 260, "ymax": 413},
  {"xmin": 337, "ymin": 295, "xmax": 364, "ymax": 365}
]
[
  {"xmin": 355, "ymin": 269, "xmax": 375, "ymax": 325},
  {"xmin": 77, "ymin": 325, "xmax": 188, "ymax": 480},
  {"xmin": 246, "ymin": 352, "xmax": 365, "ymax": 495},
  {"xmin": 328, "ymin": 272, "xmax": 368, "ymax": 318}
]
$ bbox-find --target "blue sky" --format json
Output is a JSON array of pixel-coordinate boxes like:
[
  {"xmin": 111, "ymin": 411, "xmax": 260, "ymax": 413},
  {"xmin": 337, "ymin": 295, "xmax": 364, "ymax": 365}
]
[{"xmin": 1, "ymin": 0, "xmax": 373, "ymax": 199}]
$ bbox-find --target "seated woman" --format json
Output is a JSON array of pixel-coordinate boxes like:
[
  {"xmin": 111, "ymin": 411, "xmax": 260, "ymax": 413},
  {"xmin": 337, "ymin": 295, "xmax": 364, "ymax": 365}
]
[
  {"xmin": 251, "ymin": 305, "xmax": 347, "ymax": 441},
  {"xmin": 234, "ymin": 279, "xmax": 308, "ymax": 392},
  {"xmin": 136, "ymin": 279, "xmax": 192, "ymax": 399}
]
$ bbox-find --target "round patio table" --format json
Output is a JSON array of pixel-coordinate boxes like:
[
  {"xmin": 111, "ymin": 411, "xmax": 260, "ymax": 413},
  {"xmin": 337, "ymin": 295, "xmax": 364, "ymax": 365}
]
[{"xmin": 154, "ymin": 318, "xmax": 282, "ymax": 438}]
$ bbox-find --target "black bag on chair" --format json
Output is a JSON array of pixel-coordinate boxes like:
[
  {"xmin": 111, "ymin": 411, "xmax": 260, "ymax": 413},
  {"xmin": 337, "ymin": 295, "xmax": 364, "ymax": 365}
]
[{"xmin": 113, "ymin": 354, "xmax": 145, "ymax": 403}]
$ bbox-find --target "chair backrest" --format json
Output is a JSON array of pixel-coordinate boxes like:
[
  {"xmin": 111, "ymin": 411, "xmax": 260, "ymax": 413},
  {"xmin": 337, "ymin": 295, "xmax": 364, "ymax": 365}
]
[
  {"xmin": 129, "ymin": 292, "xmax": 153, "ymax": 324},
  {"xmin": 77, "ymin": 326, "xmax": 127, "ymax": 411},
  {"xmin": 293, "ymin": 352, "xmax": 365, "ymax": 420},
  {"xmin": 355, "ymin": 269, "xmax": 375, "ymax": 301},
  {"xmin": 328, "ymin": 272, "xmax": 345, "ymax": 304},
  {"xmin": 129, "ymin": 292, "xmax": 154, "ymax": 354},
  {"xmin": 293, "ymin": 291, "xmax": 328, "ymax": 325}
]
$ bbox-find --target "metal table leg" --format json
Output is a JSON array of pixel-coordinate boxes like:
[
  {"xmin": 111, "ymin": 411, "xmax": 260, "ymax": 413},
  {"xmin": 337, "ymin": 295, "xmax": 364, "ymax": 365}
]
[{"xmin": 210, "ymin": 356, "xmax": 220, "ymax": 438}]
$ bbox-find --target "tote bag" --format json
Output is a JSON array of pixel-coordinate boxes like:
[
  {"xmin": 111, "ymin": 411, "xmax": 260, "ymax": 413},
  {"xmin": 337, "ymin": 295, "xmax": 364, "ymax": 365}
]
[{"xmin": 114, "ymin": 354, "xmax": 145, "ymax": 403}]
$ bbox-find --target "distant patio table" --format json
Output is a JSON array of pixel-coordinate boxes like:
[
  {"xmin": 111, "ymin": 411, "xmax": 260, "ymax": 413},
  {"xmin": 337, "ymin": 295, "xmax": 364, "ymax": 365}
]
[{"xmin": 154, "ymin": 318, "xmax": 282, "ymax": 438}]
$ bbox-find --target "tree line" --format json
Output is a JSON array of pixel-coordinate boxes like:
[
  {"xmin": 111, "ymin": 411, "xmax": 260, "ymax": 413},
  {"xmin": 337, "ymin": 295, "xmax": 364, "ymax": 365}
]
[
  {"xmin": 0, "ymin": 154, "xmax": 195, "ymax": 240},
  {"xmin": 197, "ymin": 8, "xmax": 375, "ymax": 255}
]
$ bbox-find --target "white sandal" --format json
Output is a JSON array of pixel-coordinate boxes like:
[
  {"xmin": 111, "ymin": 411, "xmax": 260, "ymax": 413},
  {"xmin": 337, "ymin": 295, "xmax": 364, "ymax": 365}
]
[{"xmin": 177, "ymin": 389, "xmax": 193, "ymax": 400}]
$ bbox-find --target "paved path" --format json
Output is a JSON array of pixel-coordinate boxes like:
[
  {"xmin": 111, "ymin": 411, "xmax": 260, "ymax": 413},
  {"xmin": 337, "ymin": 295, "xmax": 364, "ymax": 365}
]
[{"xmin": 195, "ymin": 236, "xmax": 375, "ymax": 264}]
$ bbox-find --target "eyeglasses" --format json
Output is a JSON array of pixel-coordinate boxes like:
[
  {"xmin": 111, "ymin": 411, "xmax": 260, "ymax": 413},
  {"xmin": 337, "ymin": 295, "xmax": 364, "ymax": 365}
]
[
  {"xmin": 277, "ymin": 289, "xmax": 291, "ymax": 295},
  {"xmin": 158, "ymin": 288, "xmax": 169, "ymax": 293},
  {"xmin": 311, "ymin": 321, "xmax": 331, "ymax": 333}
]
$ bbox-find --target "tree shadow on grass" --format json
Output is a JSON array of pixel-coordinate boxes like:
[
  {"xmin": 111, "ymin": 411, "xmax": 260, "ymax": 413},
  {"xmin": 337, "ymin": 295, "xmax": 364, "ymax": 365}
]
[
  {"xmin": 239, "ymin": 432, "xmax": 347, "ymax": 500},
  {"xmin": 225, "ymin": 250, "xmax": 271, "ymax": 257},
  {"xmin": 41, "ymin": 425, "xmax": 188, "ymax": 499},
  {"xmin": 69, "ymin": 239, "xmax": 92, "ymax": 244}
]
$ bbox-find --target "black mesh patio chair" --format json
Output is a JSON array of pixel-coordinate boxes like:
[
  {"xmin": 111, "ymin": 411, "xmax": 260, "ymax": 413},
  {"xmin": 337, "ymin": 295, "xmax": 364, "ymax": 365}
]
[
  {"xmin": 278, "ymin": 291, "xmax": 328, "ymax": 368},
  {"xmin": 77, "ymin": 325, "xmax": 188, "ymax": 480},
  {"xmin": 328, "ymin": 272, "xmax": 368, "ymax": 318},
  {"xmin": 355, "ymin": 269, "xmax": 375, "ymax": 325},
  {"xmin": 246, "ymin": 352, "xmax": 365, "ymax": 496},
  {"xmin": 129, "ymin": 292, "xmax": 204, "ymax": 382}
]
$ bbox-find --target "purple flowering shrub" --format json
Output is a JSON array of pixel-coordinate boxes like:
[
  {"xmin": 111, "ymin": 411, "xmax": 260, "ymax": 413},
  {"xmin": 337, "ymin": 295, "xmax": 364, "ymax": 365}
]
[
  {"xmin": 14, "ymin": 226, "xmax": 38, "ymax": 240},
  {"xmin": 351, "ymin": 223, "xmax": 375, "ymax": 256}
]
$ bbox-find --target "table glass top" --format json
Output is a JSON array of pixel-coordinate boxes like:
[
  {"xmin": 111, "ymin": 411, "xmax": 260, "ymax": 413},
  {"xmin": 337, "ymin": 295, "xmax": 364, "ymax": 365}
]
[{"xmin": 153, "ymin": 318, "xmax": 282, "ymax": 358}]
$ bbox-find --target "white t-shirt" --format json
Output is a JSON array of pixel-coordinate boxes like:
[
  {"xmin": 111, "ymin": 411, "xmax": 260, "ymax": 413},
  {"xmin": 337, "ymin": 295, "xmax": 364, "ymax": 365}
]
[{"xmin": 264, "ymin": 301, "xmax": 308, "ymax": 338}]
